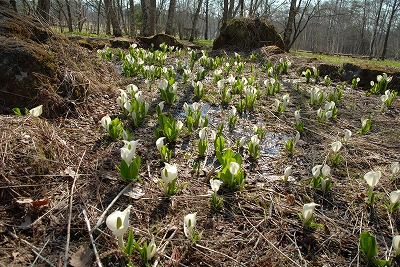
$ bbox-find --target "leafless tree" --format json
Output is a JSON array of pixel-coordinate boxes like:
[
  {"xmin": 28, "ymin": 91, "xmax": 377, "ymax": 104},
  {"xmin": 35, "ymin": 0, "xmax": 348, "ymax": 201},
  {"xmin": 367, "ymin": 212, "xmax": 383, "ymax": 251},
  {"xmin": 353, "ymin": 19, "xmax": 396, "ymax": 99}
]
[
  {"xmin": 9, "ymin": 0, "xmax": 17, "ymax": 11},
  {"xmin": 369, "ymin": 0, "xmax": 384, "ymax": 58},
  {"xmin": 37, "ymin": 0, "xmax": 50, "ymax": 22},
  {"xmin": 129, "ymin": 0, "xmax": 135, "ymax": 36},
  {"xmin": 189, "ymin": 0, "xmax": 203, "ymax": 41},
  {"xmin": 165, "ymin": 0, "xmax": 177, "ymax": 35},
  {"xmin": 381, "ymin": 0, "xmax": 399, "ymax": 60},
  {"xmin": 104, "ymin": 0, "xmax": 122, "ymax": 36}
]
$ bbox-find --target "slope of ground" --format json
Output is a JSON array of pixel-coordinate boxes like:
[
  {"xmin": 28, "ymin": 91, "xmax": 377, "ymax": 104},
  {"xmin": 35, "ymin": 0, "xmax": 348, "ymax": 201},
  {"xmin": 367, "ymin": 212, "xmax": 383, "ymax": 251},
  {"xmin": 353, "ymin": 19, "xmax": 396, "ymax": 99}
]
[{"xmin": 1, "ymin": 42, "xmax": 400, "ymax": 267}]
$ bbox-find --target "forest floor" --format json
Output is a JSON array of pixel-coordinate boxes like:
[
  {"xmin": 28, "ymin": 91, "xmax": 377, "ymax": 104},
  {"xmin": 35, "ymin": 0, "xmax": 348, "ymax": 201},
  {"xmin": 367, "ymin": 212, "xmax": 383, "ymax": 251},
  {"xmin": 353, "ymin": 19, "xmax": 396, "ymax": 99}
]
[{"xmin": 1, "ymin": 40, "xmax": 400, "ymax": 267}]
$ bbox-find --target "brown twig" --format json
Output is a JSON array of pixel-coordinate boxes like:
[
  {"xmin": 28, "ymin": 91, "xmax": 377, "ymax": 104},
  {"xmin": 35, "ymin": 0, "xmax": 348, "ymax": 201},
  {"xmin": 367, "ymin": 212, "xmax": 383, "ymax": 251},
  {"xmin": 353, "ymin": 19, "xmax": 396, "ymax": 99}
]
[
  {"xmin": 63, "ymin": 150, "xmax": 86, "ymax": 267},
  {"xmin": 90, "ymin": 182, "xmax": 133, "ymax": 234},
  {"xmin": 30, "ymin": 238, "xmax": 50, "ymax": 267},
  {"xmin": 82, "ymin": 206, "xmax": 103, "ymax": 267},
  {"xmin": 238, "ymin": 203, "xmax": 302, "ymax": 267}
]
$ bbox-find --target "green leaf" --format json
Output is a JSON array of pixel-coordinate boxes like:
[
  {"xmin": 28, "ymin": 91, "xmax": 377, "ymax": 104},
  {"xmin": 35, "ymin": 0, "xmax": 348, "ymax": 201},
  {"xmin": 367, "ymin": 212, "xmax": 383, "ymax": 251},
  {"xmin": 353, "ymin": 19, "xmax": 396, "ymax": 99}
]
[
  {"xmin": 360, "ymin": 231, "xmax": 378, "ymax": 261},
  {"xmin": 124, "ymin": 228, "xmax": 135, "ymax": 256},
  {"xmin": 371, "ymin": 259, "xmax": 392, "ymax": 266},
  {"xmin": 12, "ymin": 108, "xmax": 22, "ymax": 116}
]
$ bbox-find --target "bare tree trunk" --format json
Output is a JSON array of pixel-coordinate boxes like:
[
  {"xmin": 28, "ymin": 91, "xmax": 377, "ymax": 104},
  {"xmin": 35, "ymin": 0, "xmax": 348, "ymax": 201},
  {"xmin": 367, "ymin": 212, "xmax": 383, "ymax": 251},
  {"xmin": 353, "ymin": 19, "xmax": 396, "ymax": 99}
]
[
  {"xmin": 105, "ymin": 0, "xmax": 122, "ymax": 36},
  {"xmin": 54, "ymin": 0, "xmax": 67, "ymax": 32},
  {"xmin": 285, "ymin": 0, "xmax": 320, "ymax": 52},
  {"xmin": 129, "ymin": 0, "xmax": 135, "ymax": 36},
  {"xmin": 369, "ymin": 0, "xmax": 384, "ymax": 59},
  {"xmin": 283, "ymin": 0, "xmax": 297, "ymax": 52},
  {"xmin": 117, "ymin": 0, "xmax": 127, "ymax": 34},
  {"xmin": 140, "ymin": 0, "xmax": 150, "ymax": 36},
  {"xmin": 9, "ymin": 0, "xmax": 17, "ymax": 12},
  {"xmin": 357, "ymin": 0, "xmax": 367, "ymax": 55},
  {"xmin": 97, "ymin": 0, "xmax": 102, "ymax": 35},
  {"xmin": 165, "ymin": 0, "xmax": 176, "ymax": 35},
  {"xmin": 37, "ymin": 0, "xmax": 50, "ymax": 22},
  {"xmin": 189, "ymin": 0, "xmax": 202, "ymax": 42},
  {"xmin": 381, "ymin": 0, "xmax": 399, "ymax": 60},
  {"xmin": 222, "ymin": 0, "xmax": 228, "ymax": 23},
  {"xmin": 66, "ymin": 0, "xmax": 73, "ymax": 32},
  {"xmin": 228, "ymin": 0, "xmax": 234, "ymax": 20},
  {"xmin": 239, "ymin": 0, "xmax": 244, "ymax": 17},
  {"xmin": 148, "ymin": 0, "xmax": 156, "ymax": 35},
  {"xmin": 204, "ymin": 0, "xmax": 208, "ymax": 40},
  {"xmin": 76, "ymin": 0, "xmax": 86, "ymax": 32}
]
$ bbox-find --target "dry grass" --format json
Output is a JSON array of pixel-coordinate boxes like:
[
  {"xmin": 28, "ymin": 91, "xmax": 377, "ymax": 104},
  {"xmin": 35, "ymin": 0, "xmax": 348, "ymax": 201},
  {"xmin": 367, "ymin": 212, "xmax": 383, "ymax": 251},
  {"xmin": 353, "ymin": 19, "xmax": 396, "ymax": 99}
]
[{"xmin": 1, "ymin": 43, "xmax": 400, "ymax": 267}]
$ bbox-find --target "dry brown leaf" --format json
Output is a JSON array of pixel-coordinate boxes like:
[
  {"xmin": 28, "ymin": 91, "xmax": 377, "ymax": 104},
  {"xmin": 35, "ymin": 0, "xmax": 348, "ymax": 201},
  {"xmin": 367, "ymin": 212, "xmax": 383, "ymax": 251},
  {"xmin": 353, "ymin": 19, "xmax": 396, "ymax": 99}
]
[{"xmin": 69, "ymin": 245, "xmax": 93, "ymax": 267}]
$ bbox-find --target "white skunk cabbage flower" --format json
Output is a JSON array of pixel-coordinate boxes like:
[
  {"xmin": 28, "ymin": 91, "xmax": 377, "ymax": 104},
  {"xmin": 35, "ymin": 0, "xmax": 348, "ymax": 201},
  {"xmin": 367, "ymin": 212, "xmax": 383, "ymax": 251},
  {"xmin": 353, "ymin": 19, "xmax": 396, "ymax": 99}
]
[
  {"xmin": 364, "ymin": 170, "xmax": 381, "ymax": 188},
  {"xmin": 229, "ymin": 162, "xmax": 240, "ymax": 179},
  {"xmin": 239, "ymin": 137, "xmax": 246, "ymax": 147},
  {"xmin": 312, "ymin": 165, "xmax": 322, "ymax": 178},
  {"xmin": 161, "ymin": 163, "xmax": 178, "ymax": 186},
  {"xmin": 199, "ymin": 127, "xmax": 207, "ymax": 141},
  {"xmin": 147, "ymin": 236, "xmax": 157, "ymax": 260},
  {"xmin": 106, "ymin": 205, "xmax": 132, "ymax": 247},
  {"xmin": 321, "ymin": 164, "xmax": 330, "ymax": 177},
  {"xmin": 29, "ymin": 105, "xmax": 43, "ymax": 117},
  {"xmin": 229, "ymin": 106, "xmax": 237, "ymax": 117},
  {"xmin": 121, "ymin": 140, "xmax": 139, "ymax": 165},
  {"xmin": 184, "ymin": 213, "xmax": 197, "ymax": 238},
  {"xmin": 344, "ymin": 129, "xmax": 352, "ymax": 143},
  {"xmin": 284, "ymin": 166, "xmax": 292, "ymax": 180},
  {"xmin": 210, "ymin": 130, "xmax": 217, "ymax": 142},
  {"xmin": 192, "ymin": 102, "xmax": 200, "ymax": 111},
  {"xmin": 158, "ymin": 101, "xmax": 164, "ymax": 113},
  {"xmin": 392, "ymin": 235, "xmax": 400, "ymax": 255},
  {"xmin": 294, "ymin": 110, "xmax": 301, "ymax": 123},
  {"xmin": 210, "ymin": 179, "xmax": 223, "ymax": 194},
  {"xmin": 391, "ymin": 162, "xmax": 399, "ymax": 176},
  {"xmin": 101, "ymin": 115, "xmax": 111, "ymax": 131},
  {"xmin": 156, "ymin": 137, "xmax": 166, "ymax": 152},
  {"xmin": 302, "ymin": 202, "xmax": 318, "ymax": 225},
  {"xmin": 390, "ymin": 190, "xmax": 400, "ymax": 206},
  {"xmin": 158, "ymin": 79, "xmax": 168, "ymax": 91},
  {"xmin": 176, "ymin": 120, "xmax": 184, "ymax": 131},
  {"xmin": 331, "ymin": 141, "xmax": 342, "ymax": 153},
  {"xmin": 251, "ymin": 135, "xmax": 260, "ymax": 146},
  {"xmin": 126, "ymin": 84, "xmax": 138, "ymax": 95}
]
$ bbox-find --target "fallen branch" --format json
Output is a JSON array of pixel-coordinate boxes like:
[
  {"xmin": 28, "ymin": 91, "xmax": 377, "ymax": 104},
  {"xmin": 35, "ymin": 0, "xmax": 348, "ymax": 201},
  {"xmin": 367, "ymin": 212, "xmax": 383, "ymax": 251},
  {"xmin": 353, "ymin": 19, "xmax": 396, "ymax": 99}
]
[
  {"xmin": 90, "ymin": 182, "xmax": 132, "ymax": 234},
  {"xmin": 82, "ymin": 207, "xmax": 103, "ymax": 267},
  {"xmin": 64, "ymin": 150, "xmax": 86, "ymax": 267}
]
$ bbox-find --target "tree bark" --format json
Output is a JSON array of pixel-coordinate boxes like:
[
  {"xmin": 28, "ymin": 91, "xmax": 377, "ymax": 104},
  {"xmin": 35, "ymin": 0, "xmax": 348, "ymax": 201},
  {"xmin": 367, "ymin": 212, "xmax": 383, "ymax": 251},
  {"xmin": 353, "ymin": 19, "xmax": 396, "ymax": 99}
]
[
  {"xmin": 165, "ymin": 0, "xmax": 176, "ymax": 35},
  {"xmin": 239, "ymin": 0, "xmax": 244, "ymax": 17},
  {"xmin": 9, "ymin": 0, "xmax": 17, "ymax": 12},
  {"xmin": 357, "ymin": 0, "xmax": 367, "ymax": 55},
  {"xmin": 381, "ymin": 0, "xmax": 399, "ymax": 60},
  {"xmin": 37, "ymin": 0, "xmax": 50, "ymax": 22},
  {"xmin": 66, "ymin": 0, "xmax": 73, "ymax": 32},
  {"xmin": 97, "ymin": 0, "xmax": 102, "ymax": 35},
  {"xmin": 204, "ymin": 0, "xmax": 208, "ymax": 40},
  {"xmin": 129, "ymin": 0, "xmax": 135, "ymax": 36},
  {"xmin": 105, "ymin": 0, "xmax": 122, "ymax": 37},
  {"xmin": 148, "ymin": 0, "xmax": 156, "ymax": 35},
  {"xmin": 228, "ymin": 0, "xmax": 234, "ymax": 20},
  {"xmin": 189, "ymin": 0, "xmax": 203, "ymax": 42},
  {"xmin": 222, "ymin": 0, "xmax": 228, "ymax": 24},
  {"xmin": 140, "ymin": 0, "xmax": 150, "ymax": 36},
  {"xmin": 117, "ymin": 0, "xmax": 127, "ymax": 34},
  {"xmin": 369, "ymin": 0, "xmax": 384, "ymax": 59},
  {"xmin": 283, "ymin": 0, "xmax": 297, "ymax": 52}
]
